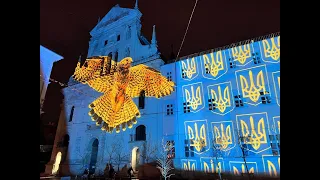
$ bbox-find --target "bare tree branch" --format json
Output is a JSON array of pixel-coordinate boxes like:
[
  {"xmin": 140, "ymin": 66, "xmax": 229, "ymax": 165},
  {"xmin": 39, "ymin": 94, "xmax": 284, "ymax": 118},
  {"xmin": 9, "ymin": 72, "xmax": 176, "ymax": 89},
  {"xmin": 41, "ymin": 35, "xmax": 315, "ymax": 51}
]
[
  {"xmin": 141, "ymin": 134, "xmax": 159, "ymax": 163},
  {"xmin": 156, "ymin": 138, "xmax": 175, "ymax": 180}
]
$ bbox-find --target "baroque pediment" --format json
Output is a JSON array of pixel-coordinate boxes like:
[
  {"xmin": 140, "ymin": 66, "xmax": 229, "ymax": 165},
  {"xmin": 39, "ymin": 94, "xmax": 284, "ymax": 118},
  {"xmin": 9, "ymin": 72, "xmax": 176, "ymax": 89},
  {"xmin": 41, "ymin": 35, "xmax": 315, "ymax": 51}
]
[{"xmin": 91, "ymin": 5, "xmax": 139, "ymax": 33}]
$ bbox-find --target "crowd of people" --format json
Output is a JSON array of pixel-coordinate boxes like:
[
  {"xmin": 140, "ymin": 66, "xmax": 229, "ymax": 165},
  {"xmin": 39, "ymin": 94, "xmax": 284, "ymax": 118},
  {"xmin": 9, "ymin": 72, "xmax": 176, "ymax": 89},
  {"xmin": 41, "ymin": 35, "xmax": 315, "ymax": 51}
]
[{"xmin": 81, "ymin": 163, "xmax": 134, "ymax": 180}]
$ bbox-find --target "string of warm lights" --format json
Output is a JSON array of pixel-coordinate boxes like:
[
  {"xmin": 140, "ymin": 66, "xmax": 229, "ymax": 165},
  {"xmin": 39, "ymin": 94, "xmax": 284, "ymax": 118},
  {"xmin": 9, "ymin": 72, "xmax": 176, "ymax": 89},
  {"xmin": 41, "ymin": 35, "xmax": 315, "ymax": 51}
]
[{"xmin": 40, "ymin": 74, "xmax": 98, "ymax": 99}]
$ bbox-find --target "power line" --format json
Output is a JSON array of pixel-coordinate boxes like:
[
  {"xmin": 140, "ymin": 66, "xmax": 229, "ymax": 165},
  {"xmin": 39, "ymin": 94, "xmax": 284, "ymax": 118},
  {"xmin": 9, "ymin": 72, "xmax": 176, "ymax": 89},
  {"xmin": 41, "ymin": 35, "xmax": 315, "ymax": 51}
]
[{"xmin": 176, "ymin": 0, "xmax": 199, "ymax": 61}]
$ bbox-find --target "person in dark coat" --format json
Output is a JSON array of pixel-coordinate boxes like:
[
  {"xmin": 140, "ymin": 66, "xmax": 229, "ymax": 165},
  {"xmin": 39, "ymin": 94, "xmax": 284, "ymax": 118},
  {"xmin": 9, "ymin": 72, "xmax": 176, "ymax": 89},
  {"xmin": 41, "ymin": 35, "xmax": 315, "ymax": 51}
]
[
  {"xmin": 127, "ymin": 165, "xmax": 133, "ymax": 179},
  {"xmin": 103, "ymin": 163, "xmax": 109, "ymax": 177},
  {"xmin": 109, "ymin": 164, "xmax": 115, "ymax": 178}
]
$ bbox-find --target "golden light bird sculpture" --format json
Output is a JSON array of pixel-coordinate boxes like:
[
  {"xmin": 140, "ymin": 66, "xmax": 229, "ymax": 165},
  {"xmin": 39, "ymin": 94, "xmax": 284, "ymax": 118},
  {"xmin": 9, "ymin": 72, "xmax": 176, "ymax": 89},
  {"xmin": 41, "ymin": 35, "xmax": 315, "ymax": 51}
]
[{"xmin": 72, "ymin": 56, "xmax": 175, "ymax": 133}]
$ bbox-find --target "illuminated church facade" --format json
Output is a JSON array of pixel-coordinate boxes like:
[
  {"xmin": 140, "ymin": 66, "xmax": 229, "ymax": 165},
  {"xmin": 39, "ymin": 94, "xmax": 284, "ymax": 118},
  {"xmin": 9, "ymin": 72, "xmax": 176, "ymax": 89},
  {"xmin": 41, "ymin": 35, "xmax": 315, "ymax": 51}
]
[{"xmin": 46, "ymin": 1, "xmax": 280, "ymax": 178}]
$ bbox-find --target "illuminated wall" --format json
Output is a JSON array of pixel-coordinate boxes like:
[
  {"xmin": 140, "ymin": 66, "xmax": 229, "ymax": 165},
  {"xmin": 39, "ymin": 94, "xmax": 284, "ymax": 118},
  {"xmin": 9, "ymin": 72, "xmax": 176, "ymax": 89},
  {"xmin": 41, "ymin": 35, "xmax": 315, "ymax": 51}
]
[
  {"xmin": 160, "ymin": 35, "xmax": 280, "ymax": 177},
  {"xmin": 40, "ymin": 45, "xmax": 63, "ymax": 114}
]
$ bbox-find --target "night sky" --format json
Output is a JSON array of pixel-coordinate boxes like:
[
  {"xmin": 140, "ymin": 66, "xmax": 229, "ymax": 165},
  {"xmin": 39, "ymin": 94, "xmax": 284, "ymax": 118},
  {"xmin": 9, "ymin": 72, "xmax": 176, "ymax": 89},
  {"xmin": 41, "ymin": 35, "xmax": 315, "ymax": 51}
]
[{"xmin": 40, "ymin": 0, "xmax": 279, "ymax": 123}]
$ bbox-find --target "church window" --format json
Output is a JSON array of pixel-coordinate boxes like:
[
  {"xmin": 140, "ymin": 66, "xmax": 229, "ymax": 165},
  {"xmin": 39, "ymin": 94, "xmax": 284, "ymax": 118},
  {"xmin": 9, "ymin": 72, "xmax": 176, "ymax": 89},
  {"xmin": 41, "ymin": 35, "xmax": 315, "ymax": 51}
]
[
  {"xmin": 139, "ymin": 91, "xmax": 145, "ymax": 109},
  {"xmin": 69, "ymin": 106, "xmax": 75, "ymax": 122},
  {"xmin": 135, "ymin": 125, "xmax": 146, "ymax": 141}
]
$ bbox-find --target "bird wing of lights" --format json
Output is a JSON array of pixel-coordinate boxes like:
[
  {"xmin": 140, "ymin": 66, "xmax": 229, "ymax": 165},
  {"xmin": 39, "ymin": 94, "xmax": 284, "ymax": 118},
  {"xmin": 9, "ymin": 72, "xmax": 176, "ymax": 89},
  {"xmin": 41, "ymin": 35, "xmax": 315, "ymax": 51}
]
[
  {"xmin": 72, "ymin": 57, "xmax": 115, "ymax": 93},
  {"xmin": 125, "ymin": 64, "xmax": 175, "ymax": 98}
]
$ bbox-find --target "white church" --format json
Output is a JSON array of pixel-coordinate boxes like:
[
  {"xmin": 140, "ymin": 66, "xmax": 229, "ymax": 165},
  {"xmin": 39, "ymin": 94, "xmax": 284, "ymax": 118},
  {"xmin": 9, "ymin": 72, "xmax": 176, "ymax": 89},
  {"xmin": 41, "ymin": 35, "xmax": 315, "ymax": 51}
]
[{"xmin": 46, "ymin": 1, "xmax": 168, "ymax": 177}]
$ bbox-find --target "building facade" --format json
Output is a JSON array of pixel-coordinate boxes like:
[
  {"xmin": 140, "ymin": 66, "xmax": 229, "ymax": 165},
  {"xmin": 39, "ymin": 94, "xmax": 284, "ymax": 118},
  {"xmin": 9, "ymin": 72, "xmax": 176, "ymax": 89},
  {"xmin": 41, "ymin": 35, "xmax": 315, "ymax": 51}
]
[{"xmin": 47, "ymin": 2, "xmax": 280, "ymax": 178}]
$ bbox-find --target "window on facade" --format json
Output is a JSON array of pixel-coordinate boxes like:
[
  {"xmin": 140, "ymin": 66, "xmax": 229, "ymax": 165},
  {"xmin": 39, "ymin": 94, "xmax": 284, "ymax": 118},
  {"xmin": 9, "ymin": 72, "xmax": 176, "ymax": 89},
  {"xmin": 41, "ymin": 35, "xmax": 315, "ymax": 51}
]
[
  {"xmin": 234, "ymin": 95, "xmax": 244, "ymax": 107},
  {"xmin": 208, "ymin": 99, "xmax": 215, "ymax": 111},
  {"xmin": 183, "ymin": 102, "xmax": 190, "ymax": 113},
  {"xmin": 135, "ymin": 125, "xmax": 146, "ymax": 141},
  {"xmin": 167, "ymin": 72, "xmax": 172, "ymax": 81},
  {"xmin": 184, "ymin": 139, "xmax": 194, "ymax": 157},
  {"xmin": 69, "ymin": 106, "xmax": 75, "ymax": 122},
  {"xmin": 190, "ymin": 146, "xmax": 194, "ymax": 157},
  {"xmin": 104, "ymin": 40, "xmax": 108, "ymax": 46},
  {"xmin": 117, "ymin": 35, "xmax": 120, "ymax": 41},
  {"xmin": 269, "ymin": 134, "xmax": 280, "ymax": 156},
  {"xmin": 204, "ymin": 63, "xmax": 211, "ymax": 74},
  {"xmin": 114, "ymin": 51, "xmax": 119, "ymax": 62},
  {"xmin": 107, "ymin": 52, "xmax": 114, "ymax": 74},
  {"xmin": 184, "ymin": 142, "xmax": 189, "ymax": 158},
  {"xmin": 139, "ymin": 91, "xmax": 145, "ymax": 109},
  {"xmin": 166, "ymin": 104, "xmax": 173, "ymax": 115},
  {"xmin": 181, "ymin": 70, "xmax": 186, "ymax": 79},
  {"xmin": 260, "ymin": 92, "xmax": 271, "ymax": 104},
  {"xmin": 100, "ymin": 58, "xmax": 105, "ymax": 76},
  {"xmin": 229, "ymin": 58, "xmax": 236, "ymax": 68},
  {"xmin": 252, "ymin": 52, "xmax": 261, "ymax": 64},
  {"xmin": 126, "ymin": 26, "xmax": 131, "ymax": 40}
]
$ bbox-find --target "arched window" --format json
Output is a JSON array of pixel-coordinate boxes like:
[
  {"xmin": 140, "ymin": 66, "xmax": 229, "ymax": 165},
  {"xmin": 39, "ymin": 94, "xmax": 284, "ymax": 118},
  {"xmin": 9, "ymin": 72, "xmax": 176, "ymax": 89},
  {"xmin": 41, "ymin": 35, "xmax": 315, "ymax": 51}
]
[
  {"xmin": 114, "ymin": 51, "xmax": 119, "ymax": 62},
  {"xmin": 69, "ymin": 106, "xmax": 75, "ymax": 122},
  {"xmin": 100, "ymin": 58, "xmax": 105, "ymax": 75},
  {"xmin": 89, "ymin": 138, "xmax": 99, "ymax": 174},
  {"xmin": 135, "ymin": 125, "xmax": 146, "ymax": 141},
  {"xmin": 139, "ymin": 90, "xmax": 145, "ymax": 109},
  {"xmin": 107, "ymin": 52, "xmax": 112, "ymax": 74}
]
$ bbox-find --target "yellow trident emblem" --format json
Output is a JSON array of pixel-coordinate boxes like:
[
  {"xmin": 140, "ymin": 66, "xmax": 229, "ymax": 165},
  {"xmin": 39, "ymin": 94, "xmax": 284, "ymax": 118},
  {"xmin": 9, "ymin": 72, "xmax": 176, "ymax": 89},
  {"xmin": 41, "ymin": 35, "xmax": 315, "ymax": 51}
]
[
  {"xmin": 203, "ymin": 159, "xmax": 222, "ymax": 173},
  {"xmin": 203, "ymin": 51, "xmax": 224, "ymax": 77},
  {"xmin": 262, "ymin": 36, "xmax": 280, "ymax": 61},
  {"xmin": 185, "ymin": 86, "xmax": 202, "ymax": 110},
  {"xmin": 183, "ymin": 161, "xmax": 196, "ymax": 171},
  {"xmin": 267, "ymin": 158, "xmax": 280, "ymax": 177},
  {"xmin": 181, "ymin": 58, "xmax": 197, "ymax": 79},
  {"xmin": 240, "ymin": 70, "xmax": 266, "ymax": 102},
  {"xmin": 188, "ymin": 123, "xmax": 207, "ymax": 152},
  {"xmin": 211, "ymin": 86, "xmax": 231, "ymax": 113},
  {"xmin": 240, "ymin": 116, "xmax": 267, "ymax": 150},
  {"xmin": 231, "ymin": 44, "xmax": 251, "ymax": 64},
  {"xmin": 213, "ymin": 124, "xmax": 232, "ymax": 150},
  {"xmin": 233, "ymin": 164, "xmax": 254, "ymax": 175}
]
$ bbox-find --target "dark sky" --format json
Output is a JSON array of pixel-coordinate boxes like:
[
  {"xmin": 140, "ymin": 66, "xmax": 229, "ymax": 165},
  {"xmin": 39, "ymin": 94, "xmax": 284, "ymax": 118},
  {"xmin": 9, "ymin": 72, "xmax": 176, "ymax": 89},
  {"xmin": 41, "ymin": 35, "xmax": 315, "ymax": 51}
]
[{"xmin": 40, "ymin": 0, "xmax": 279, "ymax": 122}]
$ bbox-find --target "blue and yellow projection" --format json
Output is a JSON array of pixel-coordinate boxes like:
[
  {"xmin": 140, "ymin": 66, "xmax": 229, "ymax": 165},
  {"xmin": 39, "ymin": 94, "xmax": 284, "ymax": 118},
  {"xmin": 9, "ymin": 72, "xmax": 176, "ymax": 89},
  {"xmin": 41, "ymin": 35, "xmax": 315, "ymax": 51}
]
[
  {"xmin": 211, "ymin": 121, "xmax": 236, "ymax": 151},
  {"xmin": 168, "ymin": 34, "xmax": 280, "ymax": 177},
  {"xmin": 235, "ymin": 65, "xmax": 271, "ymax": 106},
  {"xmin": 184, "ymin": 119, "xmax": 210, "ymax": 154},
  {"xmin": 228, "ymin": 43, "xmax": 255, "ymax": 67},
  {"xmin": 207, "ymin": 82, "xmax": 235, "ymax": 115},
  {"xmin": 236, "ymin": 112, "xmax": 270, "ymax": 153},
  {"xmin": 200, "ymin": 157, "xmax": 224, "ymax": 173},
  {"xmin": 259, "ymin": 36, "xmax": 280, "ymax": 63},
  {"xmin": 182, "ymin": 82, "xmax": 205, "ymax": 113},
  {"xmin": 201, "ymin": 50, "xmax": 228, "ymax": 80},
  {"xmin": 181, "ymin": 159, "xmax": 197, "ymax": 171},
  {"xmin": 262, "ymin": 155, "xmax": 280, "ymax": 177}
]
